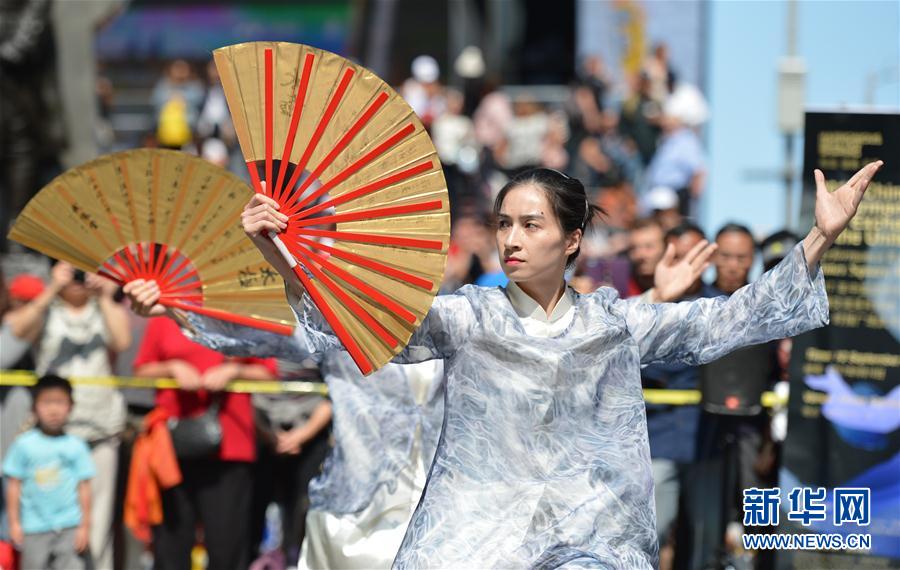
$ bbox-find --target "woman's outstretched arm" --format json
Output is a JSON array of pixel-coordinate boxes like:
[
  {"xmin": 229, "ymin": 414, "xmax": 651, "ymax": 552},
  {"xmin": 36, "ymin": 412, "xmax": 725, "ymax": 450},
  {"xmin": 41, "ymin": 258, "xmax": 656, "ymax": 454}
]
[
  {"xmin": 122, "ymin": 278, "xmax": 332, "ymax": 361},
  {"xmin": 620, "ymin": 160, "xmax": 883, "ymax": 366}
]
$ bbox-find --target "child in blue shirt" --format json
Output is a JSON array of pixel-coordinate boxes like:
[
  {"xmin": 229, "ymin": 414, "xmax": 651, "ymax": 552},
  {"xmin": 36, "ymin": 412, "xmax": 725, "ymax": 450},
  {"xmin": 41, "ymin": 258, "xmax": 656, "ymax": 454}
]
[{"xmin": 3, "ymin": 375, "xmax": 95, "ymax": 570}]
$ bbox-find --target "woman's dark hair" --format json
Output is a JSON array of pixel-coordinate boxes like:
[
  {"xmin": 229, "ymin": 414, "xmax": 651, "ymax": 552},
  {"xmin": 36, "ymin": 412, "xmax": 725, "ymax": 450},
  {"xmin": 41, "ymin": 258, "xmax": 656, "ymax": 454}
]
[
  {"xmin": 492, "ymin": 168, "xmax": 604, "ymax": 268},
  {"xmin": 32, "ymin": 374, "xmax": 73, "ymax": 403}
]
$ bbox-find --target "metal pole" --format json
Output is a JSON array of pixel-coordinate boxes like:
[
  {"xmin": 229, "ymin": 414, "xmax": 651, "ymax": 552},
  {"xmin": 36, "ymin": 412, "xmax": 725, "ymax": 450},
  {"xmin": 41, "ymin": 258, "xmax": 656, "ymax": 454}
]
[
  {"xmin": 785, "ymin": 0, "xmax": 797, "ymax": 229},
  {"xmin": 785, "ymin": 133, "xmax": 794, "ymax": 230}
]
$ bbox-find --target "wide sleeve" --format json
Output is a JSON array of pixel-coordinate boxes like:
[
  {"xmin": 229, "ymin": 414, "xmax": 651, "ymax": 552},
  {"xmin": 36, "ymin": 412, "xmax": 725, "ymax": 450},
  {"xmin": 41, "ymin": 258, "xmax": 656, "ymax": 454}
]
[
  {"xmin": 287, "ymin": 286, "xmax": 478, "ymax": 365},
  {"xmin": 178, "ymin": 311, "xmax": 322, "ymax": 364},
  {"xmin": 617, "ymin": 243, "xmax": 829, "ymax": 366}
]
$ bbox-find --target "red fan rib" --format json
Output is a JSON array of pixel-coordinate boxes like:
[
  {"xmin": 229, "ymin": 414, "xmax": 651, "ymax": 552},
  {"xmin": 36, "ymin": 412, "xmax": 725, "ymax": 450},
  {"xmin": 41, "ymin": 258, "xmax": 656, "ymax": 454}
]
[
  {"xmin": 291, "ymin": 235, "xmax": 434, "ymax": 290},
  {"xmin": 281, "ymin": 67, "xmax": 355, "ymax": 201},
  {"xmin": 152, "ymin": 243, "xmax": 169, "ymax": 278},
  {"xmin": 285, "ymin": 123, "xmax": 416, "ymax": 217},
  {"xmin": 117, "ymin": 160, "xmax": 149, "ymax": 275},
  {"xmin": 248, "ymin": 162, "xmax": 264, "ymax": 195},
  {"xmin": 136, "ymin": 242, "xmax": 149, "ymax": 277},
  {"xmin": 160, "ymin": 299, "xmax": 293, "ymax": 336},
  {"xmin": 265, "ymin": 48, "xmax": 274, "ymax": 200},
  {"xmin": 289, "ymin": 91, "xmax": 389, "ymax": 202},
  {"xmin": 292, "ymin": 200, "xmax": 442, "ymax": 228},
  {"xmin": 274, "ymin": 52, "xmax": 316, "ymax": 198},
  {"xmin": 163, "ymin": 269, "xmax": 201, "ymax": 294},
  {"xmin": 295, "ymin": 160, "xmax": 433, "ymax": 220},
  {"xmin": 282, "ymin": 238, "xmax": 417, "ymax": 323},
  {"xmin": 290, "ymin": 265, "xmax": 373, "ymax": 374},
  {"xmin": 101, "ymin": 262, "xmax": 127, "ymax": 282},
  {"xmin": 293, "ymin": 248, "xmax": 399, "ymax": 348},
  {"xmin": 297, "ymin": 228, "xmax": 443, "ymax": 250}
]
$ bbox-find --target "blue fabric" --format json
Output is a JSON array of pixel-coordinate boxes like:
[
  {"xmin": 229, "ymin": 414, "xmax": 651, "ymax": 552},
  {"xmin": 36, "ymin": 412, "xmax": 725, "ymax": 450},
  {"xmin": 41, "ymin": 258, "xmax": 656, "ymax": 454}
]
[
  {"xmin": 642, "ymin": 284, "xmax": 721, "ymax": 463},
  {"xmin": 288, "ymin": 243, "xmax": 828, "ymax": 568},
  {"xmin": 2, "ymin": 430, "xmax": 94, "ymax": 534},
  {"xmin": 182, "ymin": 317, "xmax": 444, "ymax": 516},
  {"xmin": 311, "ymin": 352, "xmax": 443, "ymax": 514}
]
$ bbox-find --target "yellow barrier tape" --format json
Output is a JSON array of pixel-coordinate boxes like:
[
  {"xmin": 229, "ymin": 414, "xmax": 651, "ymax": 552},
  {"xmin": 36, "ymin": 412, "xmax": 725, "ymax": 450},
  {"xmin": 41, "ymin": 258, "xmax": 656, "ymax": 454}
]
[
  {"xmin": 0, "ymin": 370, "xmax": 327, "ymax": 396},
  {"xmin": 1, "ymin": 370, "xmax": 788, "ymax": 407}
]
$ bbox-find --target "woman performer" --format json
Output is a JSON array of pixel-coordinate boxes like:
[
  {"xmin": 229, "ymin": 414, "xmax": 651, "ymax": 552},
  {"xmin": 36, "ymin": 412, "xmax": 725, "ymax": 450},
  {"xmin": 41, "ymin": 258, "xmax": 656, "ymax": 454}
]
[{"xmin": 129, "ymin": 161, "xmax": 882, "ymax": 568}]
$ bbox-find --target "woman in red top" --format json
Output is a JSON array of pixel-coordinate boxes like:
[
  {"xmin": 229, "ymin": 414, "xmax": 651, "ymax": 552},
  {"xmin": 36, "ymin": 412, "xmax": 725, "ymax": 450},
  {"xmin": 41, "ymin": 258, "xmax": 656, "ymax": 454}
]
[{"xmin": 133, "ymin": 316, "xmax": 277, "ymax": 570}]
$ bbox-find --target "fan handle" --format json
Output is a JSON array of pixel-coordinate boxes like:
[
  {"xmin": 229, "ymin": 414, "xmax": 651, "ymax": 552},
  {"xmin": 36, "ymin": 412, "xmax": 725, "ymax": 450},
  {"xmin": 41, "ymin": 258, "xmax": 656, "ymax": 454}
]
[
  {"xmin": 160, "ymin": 299, "xmax": 294, "ymax": 336},
  {"xmin": 269, "ymin": 231, "xmax": 298, "ymax": 268}
]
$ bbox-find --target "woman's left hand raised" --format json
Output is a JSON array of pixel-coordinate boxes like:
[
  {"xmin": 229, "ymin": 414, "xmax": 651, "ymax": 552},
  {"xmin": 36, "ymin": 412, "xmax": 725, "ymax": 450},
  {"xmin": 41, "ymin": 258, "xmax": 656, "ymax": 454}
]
[{"xmin": 814, "ymin": 160, "xmax": 883, "ymax": 243}]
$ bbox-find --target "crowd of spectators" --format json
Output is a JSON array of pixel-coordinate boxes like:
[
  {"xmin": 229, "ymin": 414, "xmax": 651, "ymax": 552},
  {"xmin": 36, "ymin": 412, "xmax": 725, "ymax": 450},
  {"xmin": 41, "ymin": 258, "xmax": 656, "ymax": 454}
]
[{"xmin": 0, "ymin": 33, "xmax": 804, "ymax": 570}]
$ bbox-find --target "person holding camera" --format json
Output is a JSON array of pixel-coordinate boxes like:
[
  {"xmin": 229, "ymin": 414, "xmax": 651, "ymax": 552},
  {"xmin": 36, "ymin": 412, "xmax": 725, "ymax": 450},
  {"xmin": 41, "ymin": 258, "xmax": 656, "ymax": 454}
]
[{"xmin": 5, "ymin": 260, "xmax": 130, "ymax": 569}]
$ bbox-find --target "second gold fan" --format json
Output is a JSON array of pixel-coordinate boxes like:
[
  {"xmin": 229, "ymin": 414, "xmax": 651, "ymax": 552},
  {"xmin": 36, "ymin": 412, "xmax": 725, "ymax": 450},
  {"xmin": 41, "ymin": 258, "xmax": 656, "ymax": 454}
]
[{"xmin": 9, "ymin": 149, "xmax": 296, "ymax": 334}]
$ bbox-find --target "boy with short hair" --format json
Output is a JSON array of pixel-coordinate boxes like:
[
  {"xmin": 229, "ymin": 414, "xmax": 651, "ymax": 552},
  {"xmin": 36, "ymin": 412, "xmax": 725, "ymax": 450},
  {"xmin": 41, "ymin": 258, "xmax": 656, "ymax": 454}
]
[{"xmin": 3, "ymin": 375, "xmax": 95, "ymax": 569}]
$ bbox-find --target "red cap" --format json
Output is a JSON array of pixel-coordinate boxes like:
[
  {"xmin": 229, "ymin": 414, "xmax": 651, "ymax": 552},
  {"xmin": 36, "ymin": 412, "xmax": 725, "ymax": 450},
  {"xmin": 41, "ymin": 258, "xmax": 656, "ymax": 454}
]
[{"xmin": 8, "ymin": 274, "xmax": 45, "ymax": 302}]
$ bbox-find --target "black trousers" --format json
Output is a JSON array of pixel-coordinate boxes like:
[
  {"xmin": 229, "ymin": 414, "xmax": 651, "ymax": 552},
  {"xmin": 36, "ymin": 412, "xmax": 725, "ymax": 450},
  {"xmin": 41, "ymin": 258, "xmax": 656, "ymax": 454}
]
[{"xmin": 153, "ymin": 459, "xmax": 252, "ymax": 570}]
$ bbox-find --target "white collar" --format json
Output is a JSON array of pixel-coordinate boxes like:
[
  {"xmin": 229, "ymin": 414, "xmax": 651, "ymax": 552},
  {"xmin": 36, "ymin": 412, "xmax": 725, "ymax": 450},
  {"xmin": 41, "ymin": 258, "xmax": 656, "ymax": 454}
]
[{"xmin": 505, "ymin": 280, "xmax": 575, "ymax": 324}]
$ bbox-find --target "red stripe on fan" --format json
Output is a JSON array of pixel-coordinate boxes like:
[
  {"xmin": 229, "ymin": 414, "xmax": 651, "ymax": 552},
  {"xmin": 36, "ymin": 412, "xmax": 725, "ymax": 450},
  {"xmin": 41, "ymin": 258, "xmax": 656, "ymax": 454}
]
[
  {"xmin": 247, "ymin": 163, "xmax": 265, "ymax": 195},
  {"xmin": 296, "ymin": 228, "xmax": 443, "ymax": 250},
  {"xmin": 274, "ymin": 52, "xmax": 315, "ymax": 198},
  {"xmin": 121, "ymin": 248, "xmax": 144, "ymax": 280},
  {"xmin": 265, "ymin": 48, "xmax": 274, "ymax": 200},
  {"xmin": 290, "ymin": 265, "xmax": 373, "ymax": 375},
  {"xmin": 292, "ymin": 91, "xmax": 389, "ymax": 200},
  {"xmin": 295, "ymin": 160, "xmax": 433, "ymax": 220},
  {"xmin": 161, "ymin": 294, "xmax": 204, "ymax": 304},
  {"xmin": 282, "ymin": 67, "xmax": 356, "ymax": 199},
  {"xmin": 285, "ymin": 240, "xmax": 417, "ymax": 324},
  {"xmin": 98, "ymin": 257, "xmax": 129, "ymax": 283},
  {"xmin": 163, "ymin": 280, "xmax": 202, "ymax": 298},
  {"xmin": 159, "ymin": 299, "xmax": 294, "ymax": 336},
  {"xmin": 292, "ymin": 199, "xmax": 442, "ymax": 228},
  {"xmin": 285, "ymin": 123, "xmax": 416, "ymax": 217},
  {"xmin": 156, "ymin": 248, "xmax": 190, "ymax": 291},
  {"xmin": 112, "ymin": 252, "xmax": 138, "ymax": 282},
  {"xmin": 98, "ymin": 267, "xmax": 126, "ymax": 284},
  {"xmin": 165, "ymin": 265, "xmax": 199, "ymax": 288},
  {"xmin": 136, "ymin": 243, "xmax": 150, "ymax": 277},
  {"xmin": 152, "ymin": 244, "xmax": 169, "ymax": 277},
  {"xmin": 158, "ymin": 256, "xmax": 193, "ymax": 292},
  {"xmin": 294, "ymin": 249, "xmax": 399, "ymax": 348},
  {"xmin": 163, "ymin": 269, "xmax": 202, "ymax": 294},
  {"xmin": 291, "ymin": 235, "xmax": 433, "ymax": 290}
]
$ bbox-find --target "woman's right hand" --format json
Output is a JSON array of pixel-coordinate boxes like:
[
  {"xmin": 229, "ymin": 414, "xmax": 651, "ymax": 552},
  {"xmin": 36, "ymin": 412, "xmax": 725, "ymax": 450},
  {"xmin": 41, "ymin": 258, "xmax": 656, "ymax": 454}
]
[
  {"xmin": 123, "ymin": 279, "xmax": 167, "ymax": 317},
  {"xmin": 240, "ymin": 184, "xmax": 307, "ymax": 298},
  {"xmin": 241, "ymin": 186, "xmax": 288, "ymax": 240}
]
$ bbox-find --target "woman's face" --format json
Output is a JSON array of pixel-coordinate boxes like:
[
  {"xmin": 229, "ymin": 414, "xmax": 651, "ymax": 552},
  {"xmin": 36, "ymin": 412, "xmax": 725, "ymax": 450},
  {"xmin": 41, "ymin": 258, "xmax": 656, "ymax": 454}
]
[{"xmin": 495, "ymin": 184, "xmax": 580, "ymax": 287}]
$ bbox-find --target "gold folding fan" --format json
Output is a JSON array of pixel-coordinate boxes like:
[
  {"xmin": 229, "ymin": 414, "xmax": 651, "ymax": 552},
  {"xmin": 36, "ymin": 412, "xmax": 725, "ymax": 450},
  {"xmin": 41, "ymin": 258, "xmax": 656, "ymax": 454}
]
[
  {"xmin": 214, "ymin": 41, "xmax": 450, "ymax": 375},
  {"xmin": 9, "ymin": 149, "xmax": 295, "ymax": 334}
]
